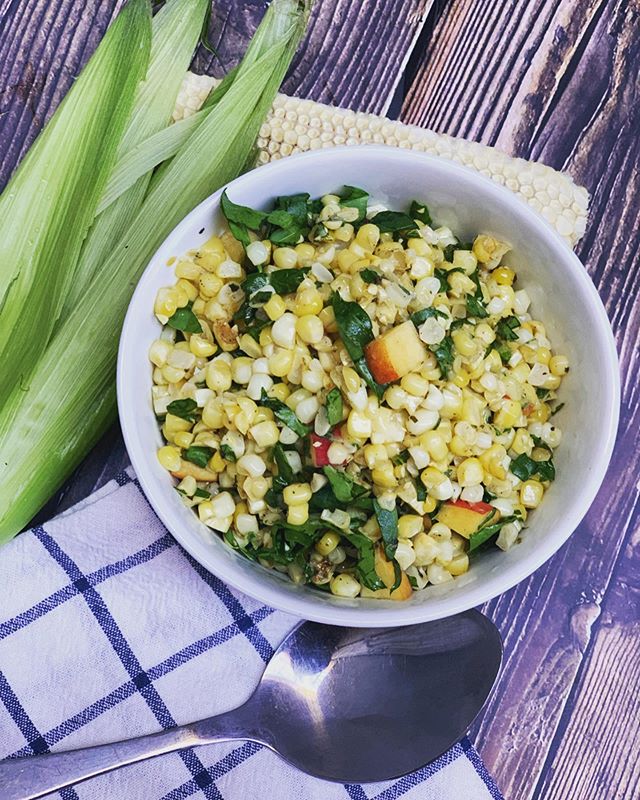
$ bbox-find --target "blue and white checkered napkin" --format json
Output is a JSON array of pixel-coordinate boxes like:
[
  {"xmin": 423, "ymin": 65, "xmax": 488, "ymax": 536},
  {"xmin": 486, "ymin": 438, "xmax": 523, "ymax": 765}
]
[{"xmin": 0, "ymin": 469, "xmax": 503, "ymax": 800}]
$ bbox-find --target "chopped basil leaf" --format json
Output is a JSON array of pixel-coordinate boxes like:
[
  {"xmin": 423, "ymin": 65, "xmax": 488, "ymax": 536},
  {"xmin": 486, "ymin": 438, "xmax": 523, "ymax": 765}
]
[
  {"xmin": 326, "ymin": 388, "xmax": 343, "ymax": 427},
  {"xmin": 331, "ymin": 293, "xmax": 386, "ymax": 399},
  {"xmin": 415, "ymin": 479, "xmax": 427, "ymax": 502},
  {"xmin": 496, "ymin": 315, "xmax": 520, "ymax": 341},
  {"xmin": 370, "ymin": 210, "xmax": 418, "ymax": 236},
  {"xmin": 536, "ymin": 387, "xmax": 550, "ymax": 400},
  {"xmin": 360, "ymin": 268, "xmax": 381, "ymax": 284},
  {"xmin": 373, "ymin": 498, "xmax": 398, "ymax": 560},
  {"xmin": 221, "ymin": 190, "xmax": 266, "ymax": 247},
  {"xmin": 494, "ymin": 343, "xmax": 512, "ymax": 363},
  {"xmin": 183, "ymin": 445, "xmax": 214, "ymax": 468},
  {"xmin": 220, "ymin": 444, "xmax": 236, "ymax": 462},
  {"xmin": 166, "ymin": 398, "xmax": 198, "ymax": 422},
  {"xmin": 259, "ymin": 389, "xmax": 310, "ymax": 437},
  {"xmin": 343, "ymin": 532, "xmax": 385, "ymax": 590},
  {"xmin": 339, "ymin": 185, "xmax": 369, "ymax": 222},
  {"xmin": 409, "ymin": 200, "xmax": 432, "ymax": 225},
  {"xmin": 410, "ymin": 307, "xmax": 447, "ymax": 326},
  {"xmin": 390, "ymin": 558, "xmax": 403, "ymax": 592},
  {"xmin": 431, "ymin": 335, "xmax": 455, "ymax": 378},
  {"xmin": 266, "ymin": 209, "xmax": 294, "ymax": 228},
  {"xmin": 510, "ymin": 452, "xmax": 556, "ymax": 482},
  {"xmin": 272, "ymin": 443, "xmax": 294, "ymax": 482},
  {"xmin": 434, "ymin": 266, "xmax": 465, "ymax": 293},
  {"xmin": 550, "ymin": 402, "xmax": 565, "ymax": 417},
  {"xmin": 468, "ymin": 513, "xmax": 519, "ymax": 552},
  {"xmin": 466, "ymin": 294, "xmax": 488, "ymax": 318},
  {"xmin": 269, "ymin": 267, "xmax": 309, "ymax": 295},
  {"xmin": 194, "ymin": 488, "xmax": 211, "ymax": 499},
  {"xmin": 323, "ymin": 466, "xmax": 368, "ymax": 503},
  {"xmin": 392, "ymin": 449, "xmax": 410, "ymax": 466},
  {"xmin": 167, "ymin": 304, "xmax": 201, "ymax": 334}
]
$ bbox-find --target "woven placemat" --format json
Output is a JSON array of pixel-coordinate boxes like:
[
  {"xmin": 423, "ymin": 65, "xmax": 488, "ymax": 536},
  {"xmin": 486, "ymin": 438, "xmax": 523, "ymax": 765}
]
[{"xmin": 173, "ymin": 73, "xmax": 588, "ymax": 248}]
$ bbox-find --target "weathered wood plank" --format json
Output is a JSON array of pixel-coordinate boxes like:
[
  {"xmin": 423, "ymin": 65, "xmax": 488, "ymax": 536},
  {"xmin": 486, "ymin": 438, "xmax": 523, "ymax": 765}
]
[
  {"xmin": 532, "ymin": 508, "xmax": 640, "ymax": 800},
  {"xmin": 402, "ymin": 0, "xmax": 640, "ymax": 797}
]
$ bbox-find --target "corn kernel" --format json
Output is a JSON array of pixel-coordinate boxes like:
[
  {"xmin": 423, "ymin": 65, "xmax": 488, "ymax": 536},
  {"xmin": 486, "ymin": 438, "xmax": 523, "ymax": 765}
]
[
  {"xmin": 294, "ymin": 288, "xmax": 323, "ymax": 316},
  {"xmin": 371, "ymin": 464, "xmax": 397, "ymax": 488},
  {"xmin": 273, "ymin": 247, "xmax": 298, "ymax": 269},
  {"xmin": 210, "ymin": 451, "xmax": 225, "ymax": 472},
  {"xmin": 237, "ymin": 333, "xmax": 262, "ymax": 359},
  {"xmin": 295, "ymin": 242, "xmax": 316, "ymax": 263},
  {"xmin": 398, "ymin": 515, "xmax": 424, "ymax": 539},
  {"xmin": 287, "ymin": 502, "xmax": 309, "ymax": 525},
  {"xmin": 237, "ymin": 453, "xmax": 266, "ymax": 478},
  {"xmin": 315, "ymin": 532, "xmax": 340, "ymax": 556},
  {"xmin": 457, "ymin": 457, "xmax": 484, "ymax": 486},
  {"xmin": 520, "ymin": 479, "xmax": 544, "ymax": 508},
  {"xmin": 205, "ymin": 361, "xmax": 232, "ymax": 392},
  {"xmin": 296, "ymin": 314, "xmax": 324, "ymax": 344},
  {"xmin": 250, "ymin": 420, "xmax": 280, "ymax": 448},
  {"xmin": 149, "ymin": 339, "xmax": 173, "ymax": 367},
  {"xmin": 161, "ymin": 365, "xmax": 185, "ymax": 384},
  {"xmin": 549, "ymin": 355, "xmax": 569, "ymax": 376},
  {"xmin": 264, "ymin": 293, "xmax": 286, "ymax": 321},
  {"xmin": 413, "ymin": 533, "xmax": 439, "ymax": 566},
  {"xmin": 157, "ymin": 446, "xmax": 181, "ymax": 472},
  {"xmin": 271, "ymin": 312, "xmax": 297, "ymax": 348},
  {"xmin": 189, "ymin": 335, "xmax": 217, "ymax": 358},
  {"xmin": 330, "ymin": 573, "xmax": 361, "ymax": 598},
  {"xmin": 401, "ymin": 373, "xmax": 429, "ymax": 397},
  {"xmin": 268, "ymin": 348, "xmax": 294, "ymax": 377},
  {"xmin": 269, "ymin": 382, "xmax": 290, "ymax": 402},
  {"xmin": 283, "ymin": 483, "xmax": 312, "ymax": 505},
  {"xmin": 448, "ymin": 553, "xmax": 469, "ymax": 575},
  {"xmin": 174, "ymin": 431, "xmax": 194, "ymax": 449},
  {"xmin": 493, "ymin": 266, "xmax": 515, "ymax": 285},
  {"xmin": 452, "ymin": 330, "xmax": 477, "ymax": 357},
  {"xmin": 347, "ymin": 410, "xmax": 372, "ymax": 439}
]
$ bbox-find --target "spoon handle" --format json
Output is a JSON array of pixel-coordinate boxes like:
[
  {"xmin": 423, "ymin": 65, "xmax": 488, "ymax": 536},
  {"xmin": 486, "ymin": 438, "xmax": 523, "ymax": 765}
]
[{"xmin": 0, "ymin": 725, "xmax": 211, "ymax": 800}]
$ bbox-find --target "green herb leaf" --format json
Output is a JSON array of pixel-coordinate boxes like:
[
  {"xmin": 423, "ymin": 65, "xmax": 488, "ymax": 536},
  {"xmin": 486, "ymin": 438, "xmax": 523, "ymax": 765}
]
[
  {"xmin": 360, "ymin": 268, "xmax": 381, "ymax": 284},
  {"xmin": 325, "ymin": 388, "xmax": 343, "ymax": 427},
  {"xmin": 550, "ymin": 402, "xmax": 565, "ymax": 417},
  {"xmin": 220, "ymin": 444, "xmax": 236, "ymax": 462},
  {"xmin": 434, "ymin": 266, "xmax": 465, "ymax": 293},
  {"xmin": 323, "ymin": 466, "xmax": 368, "ymax": 503},
  {"xmin": 343, "ymin": 532, "xmax": 385, "ymax": 590},
  {"xmin": 390, "ymin": 558, "xmax": 402, "ymax": 592},
  {"xmin": 409, "ymin": 200, "xmax": 432, "ymax": 225},
  {"xmin": 259, "ymin": 389, "xmax": 310, "ymax": 437},
  {"xmin": 431, "ymin": 335, "xmax": 455, "ymax": 378},
  {"xmin": 166, "ymin": 398, "xmax": 198, "ymax": 422},
  {"xmin": 415, "ymin": 479, "xmax": 427, "ymax": 502},
  {"xmin": 466, "ymin": 294, "xmax": 488, "ymax": 318},
  {"xmin": 194, "ymin": 487, "xmax": 211, "ymax": 499},
  {"xmin": 269, "ymin": 267, "xmax": 309, "ymax": 295},
  {"xmin": 370, "ymin": 210, "xmax": 418, "ymax": 235},
  {"xmin": 220, "ymin": 190, "xmax": 266, "ymax": 247},
  {"xmin": 392, "ymin": 449, "xmax": 410, "ymax": 466},
  {"xmin": 183, "ymin": 445, "xmax": 214, "ymax": 468},
  {"xmin": 331, "ymin": 293, "xmax": 386, "ymax": 398},
  {"xmin": 272, "ymin": 442, "xmax": 294, "ymax": 482},
  {"xmin": 468, "ymin": 513, "xmax": 518, "ymax": 552},
  {"xmin": 167, "ymin": 304, "xmax": 202, "ymax": 333},
  {"xmin": 496, "ymin": 315, "xmax": 520, "ymax": 341},
  {"xmin": 339, "ymin": 186, "xmax": 369, "ymax": 222},
  {"xmin": 510, "ymin": 453, "xmax": 555, "ymax": 482},
  {"xmin": 373, "ymin": 498, "xmax": 398, "ymax": 560},
  {"xmin": 410, "ymin": 307, "xmax": 447, "ymax": 326}
]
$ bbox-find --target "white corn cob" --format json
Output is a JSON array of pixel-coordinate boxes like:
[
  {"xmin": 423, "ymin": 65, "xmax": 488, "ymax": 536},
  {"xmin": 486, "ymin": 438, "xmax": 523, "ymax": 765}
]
[{"xmin": 173, "ymin": 72, "xmax": 588, "ymax": 246}]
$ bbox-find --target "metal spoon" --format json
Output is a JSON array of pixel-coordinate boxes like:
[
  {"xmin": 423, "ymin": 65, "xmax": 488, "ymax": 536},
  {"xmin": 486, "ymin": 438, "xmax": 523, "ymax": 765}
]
[{"xmin": 0, "ymin": 610, "xmax": 501, "ymax": 798}]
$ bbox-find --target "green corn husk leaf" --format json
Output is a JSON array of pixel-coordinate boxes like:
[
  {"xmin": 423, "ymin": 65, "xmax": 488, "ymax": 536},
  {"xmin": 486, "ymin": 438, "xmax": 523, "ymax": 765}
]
[
  {"xmin": 62, "ymin": 0, "xmax": 209, "ymax": 315},
  {"xmin": 0, "ymin": 0, "xmax": 311, "ymax": 541},
  {"xmin": 0, "ymin": 0, "xmax": 152, "ymax": 409}
]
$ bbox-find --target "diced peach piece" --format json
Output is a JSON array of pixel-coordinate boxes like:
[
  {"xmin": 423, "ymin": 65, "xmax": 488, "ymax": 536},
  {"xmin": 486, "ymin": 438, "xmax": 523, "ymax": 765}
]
[
  {"xmin": 364, "ymin": 320, "xmax": 427, "ymax": 384},
  {"xmin": 436, "ymin": 500, "xmax": 498, "ymax": 539},
  {"xmin": 171, "ymin": 460, "xmax": 218, "ymax": 482},
  {"xmin": 361, "ymin": 547, "xmax": 413, "ymax": 601}
]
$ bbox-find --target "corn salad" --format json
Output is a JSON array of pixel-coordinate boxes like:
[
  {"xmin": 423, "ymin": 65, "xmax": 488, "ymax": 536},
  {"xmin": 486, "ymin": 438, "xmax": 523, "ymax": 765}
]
[{"xmin": 150, "ymin": 187, "xmax": 567, "ymax": 600}]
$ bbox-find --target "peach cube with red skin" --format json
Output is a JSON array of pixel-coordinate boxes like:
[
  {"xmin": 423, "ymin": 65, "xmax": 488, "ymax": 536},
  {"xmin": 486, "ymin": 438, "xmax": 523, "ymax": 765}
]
[
  {"xmin": 364, "ymin": 320, "xmax": 428, "ymax": 384},
  {"xmin": 436, "ymin": 499, "xmax": 498, "ymax": 538}
]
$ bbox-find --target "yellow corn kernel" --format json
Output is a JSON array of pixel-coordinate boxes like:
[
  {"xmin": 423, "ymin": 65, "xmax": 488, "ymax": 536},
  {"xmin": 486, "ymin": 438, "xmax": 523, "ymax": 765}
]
[
  {"xmin": 520, "ymin": 479, "xmax": 544, "ymax": 508},
  {"xmin": 175, "ymin": 260, "xmax": 201, "ymax": 281},
  {"xmin": 273, "ymin": 247, "xmax": 298, "ymax": 269},
  {"xmin": 205, "ymin": 361, "xmax": 232, "ymax": 392},
  {"xmin": 234, "ymin": 501, "xmax": 249, "ymax": 520},
  {"xmin": 355, "ymin": 223, "xmax": 380, "ymax": 252},
  {"xmin": 252, "ymin": 407, "xmax": 274, "ymax": 425},
  {"xmin": 295, "ymin": 242, "xmax": 316, "ymax": 264},
  {"xmin": 157, "ymin": 446, "xmax": 181, "ymax": 471},
  {"xmin": 457, "ymin": 457, "xmax": 485, "ymax": 487},
  {"xmin": 452, "ymin": 369, "xmax": 470, "ymax": 388},
  {"xmin": 198, "ymin": 272, "xmax": 223, "ymax": 298},
  {"xmin": 250, "ymin": 420, "xmax": 280, "ymax": 448},
  {"xmin": 164, "ymin": 415, "xmax": 192, "ymax": 437},
  {"xmin": 259, "ymin": 328, "xmax": 273, "ymax": 348},
  {"xmin": 318, "ymin": 305, "xmax": 336, "ymax": 332},
  {"xmin": 407, "ymin": 237, "xmax": 430, "ymax": 256},
  {"xmin": 511, "ymin": 429, "xmax": 533, "ymax": 455},
  {"xmin": 210, "ymin": 451, "xmax": 225, "ymax": 472},
  {"xmin": 449, "ymin": 435, "xmax": 472, "ymax": 457},
  {"xmin": 363, "ymin": 444, "xmax": 387, "ymax": 469},
  {"xmin": 264, "ymin": 293, "xmax": 286, "ymax": 321},
  {"xmin": 287, "ymin": 502, "xmax": 309, "ymax": 526},
  {"xmin": 283, "ymin": 483, "xmax": 312, "ymax": 505},
  {"xmin": 347, "ymin": 409, "xmax": 372, "ymax": 439},
  {"xmin": 315, "ymin": 532, "xmax": 341, "ymax": 556},
  {"xmin": 330, "ymin": 573, "xmax": 361, "ymax": 598},
  {"xmin": 511, "ymin": 362, "xmax": 531, "ymax": 384},
  {"xmin": 420, "ymin": 431, "xmax": 448, "ymax": 461},
  {"xmin": 235, "ymin": 333, "xmax": 260, "ymax": 358},
  {"xmin": 421, "ymin": 466, "xmax": 447, "ymax": 489},
  {"xmin": 174, "ymin": 431, "xmax": 194, "ymax": 449},
  {"xmin": 534, "ymin": 347, "xmax": 552, "ymax": 365},
  {"xmin": 176, "ymin": 278, "xmax": 198, "ymax": 303},
  {"xmin": 371, "ymin": 463, "xmax": 397, "ymax": 488},
  {"xmin": 342, "ymin": 366, "xmax": 361, "ymax": 394},
  {"xmin": 269, "ymin": 382, "xmax": 290, "ymax": 402},
  {"xmin": 452, "ymin": 330, "xmax": 477, "ymax": 358},
  {"xmin": 337, "ymin": 249, "xmax": 359, "ymax": 273},
  {"xmin": 400, "ymin": 373, "xmax": 429, "ymax": 397},
  {"xmin": 494, "ymin": 400, "xmax": 522, "ymax": 430},
  {"xmin": 189, "ymin": 335, "xmax": 217, "ymax": 358},
  {"xmin": 493, "ymin": 266, "xmax": 515, "ymax": 285},
  {"xmin": 202, "ymin": 401, "xmax": 225, "ymax": 429},
  {"xmin": 472, "ymin": 235, "xmax": 499, "ymax": 264},
  {"xmin": 422, "ymin": 496, "xmax": 437, "ymax": 514},
  {"xmin": 296, "ymin": 314, "xmax": 324, "ymax": 344},
  {"xmin": 268, "ymin": 348, "xmax": 294, "ymax": 377},
  {"xmin": 294, "ymin": 288, "xmax": 323, "ymax": 316},
  {"xmin": 528, "ymin": 403, "xmax": 550, "ymax": 423},
  {"xmin": 398, "ymin": 515, "xmax": 424, "ymax": 539},
  {"xmin": 448, "ymin": 553, "xmax": 469, "ymax": 575},
  {"xmin": 549, "ymin": 355, "xmax": 569, "ymax": 376},
  {"xmin": 334, "ymin": 223, "xmax": 354, "ymax": 242}
]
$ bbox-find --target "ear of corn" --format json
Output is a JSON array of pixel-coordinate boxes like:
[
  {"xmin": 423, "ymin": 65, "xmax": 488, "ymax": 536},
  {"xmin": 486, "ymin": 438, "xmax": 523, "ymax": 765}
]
[
  {"xmin": 0, "ymin": 0, "xmax": 311, "ymax": 542},
  {"xmin": 62, "ymin": 0, "xmax": 210, "ymax": 314},
  {"xmin": 173, "ymin": 74, "xmax": 589, "ymax": 247},
  {"xmin": 0, "ymin": 0, "xmax": 152, "ymax": 409}
]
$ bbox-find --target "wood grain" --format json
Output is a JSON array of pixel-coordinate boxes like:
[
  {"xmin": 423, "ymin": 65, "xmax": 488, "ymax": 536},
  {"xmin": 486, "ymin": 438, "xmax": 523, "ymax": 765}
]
[{"xmin": 402, "ymin": 1, "xmax": 640, "ymax": 798}]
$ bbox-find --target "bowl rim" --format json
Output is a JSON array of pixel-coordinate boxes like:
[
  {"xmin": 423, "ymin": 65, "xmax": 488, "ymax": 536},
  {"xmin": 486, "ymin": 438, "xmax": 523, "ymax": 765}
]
[{"xmin": 117, "ymin": 144, "xmax": 620, "ymax": 627}]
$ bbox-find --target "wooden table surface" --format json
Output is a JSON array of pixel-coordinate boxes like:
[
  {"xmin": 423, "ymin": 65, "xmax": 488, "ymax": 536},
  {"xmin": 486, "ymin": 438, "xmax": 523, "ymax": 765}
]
[{"xmin": 1, "ymin": 1, "xmax": 639, "ymax": 797}]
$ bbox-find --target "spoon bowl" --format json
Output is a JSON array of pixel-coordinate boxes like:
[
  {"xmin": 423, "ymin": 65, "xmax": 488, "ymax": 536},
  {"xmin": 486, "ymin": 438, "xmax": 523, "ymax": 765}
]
[{"xmin": 0, "ymin": 611, "xmax": 501, "ymax": 797}]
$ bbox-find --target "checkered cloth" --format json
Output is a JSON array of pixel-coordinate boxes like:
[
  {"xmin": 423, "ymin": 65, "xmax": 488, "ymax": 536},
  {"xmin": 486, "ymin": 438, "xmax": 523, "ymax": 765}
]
[{"xmin": 0, "ymin": 470, "xmax": 503, "ymax": 800}]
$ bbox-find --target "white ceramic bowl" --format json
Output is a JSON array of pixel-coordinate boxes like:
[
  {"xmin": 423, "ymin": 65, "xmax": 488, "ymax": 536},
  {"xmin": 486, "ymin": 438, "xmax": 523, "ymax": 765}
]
[{"xmin": 118, "ymin": 145, "xmax": 619, "ymax": 627}]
